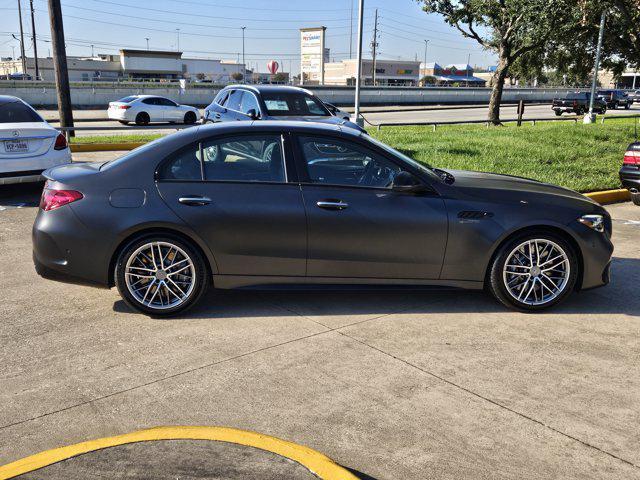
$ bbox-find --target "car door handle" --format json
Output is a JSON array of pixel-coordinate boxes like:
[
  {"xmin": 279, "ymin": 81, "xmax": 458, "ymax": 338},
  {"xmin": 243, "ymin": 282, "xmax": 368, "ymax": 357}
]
[
  {"xmin": 178, "ymin": 196, "xmax": 211, "ymax": 206},
  {"xmin": 316, "ymin": 200, "xmax": 349, "ymax": 210}
]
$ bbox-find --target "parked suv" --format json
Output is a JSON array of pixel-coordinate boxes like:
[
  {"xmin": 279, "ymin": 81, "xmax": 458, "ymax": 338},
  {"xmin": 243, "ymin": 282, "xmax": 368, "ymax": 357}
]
[
  {"xmin": 620, "ymin": 142, "xmax": 640, "ymax": 205},
  {"xmin": 202, "ymin": 85, "xmax": 364, "ymax": 132},
  {"xmin": 597, "ymin": 90, "xmax": 631, "ymax": 109},
  {"xmin": 552, "ymin": 92, "xmax": 606, "ymax": 116}
]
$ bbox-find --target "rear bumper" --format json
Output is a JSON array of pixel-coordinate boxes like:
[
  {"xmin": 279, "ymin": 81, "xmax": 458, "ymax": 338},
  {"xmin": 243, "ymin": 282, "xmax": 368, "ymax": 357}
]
[
  {"xmin": 620, "ymin": 166, "xmax": 640, "ymax": 192},
  {"xmin": 0, "ymin": 170, "xmax": 44, "ymax": 185}
]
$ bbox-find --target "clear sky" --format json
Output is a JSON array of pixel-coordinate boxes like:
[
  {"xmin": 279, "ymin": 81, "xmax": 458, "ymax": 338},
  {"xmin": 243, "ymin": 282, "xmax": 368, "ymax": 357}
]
[{"xmin": 0, "ymin": 0, "xmax": 497, "ymax": 74}]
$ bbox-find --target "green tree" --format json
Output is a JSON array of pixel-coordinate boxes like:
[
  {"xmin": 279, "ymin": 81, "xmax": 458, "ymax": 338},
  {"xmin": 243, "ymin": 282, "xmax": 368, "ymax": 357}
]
[
  {"xmin": 231, "ymin": 72, "xmax": 244, "ymax": 82},
  {"xmin": 420, "ymin": 75, "xmax": 437, "ymax": 86},
  {"xmin": 418, "ymin": 0, "xmax": 572, "ymax": 124}
]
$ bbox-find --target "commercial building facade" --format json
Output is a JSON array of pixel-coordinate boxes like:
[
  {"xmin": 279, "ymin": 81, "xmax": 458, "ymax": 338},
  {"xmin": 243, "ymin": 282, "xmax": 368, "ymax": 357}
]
[
  {"xmin": 324, "ymin": 59, "xmax": 420, "ymax": 86},
  {"xmin": 419, "ymin": 63, "xmax": 486, "ymax": 86}
]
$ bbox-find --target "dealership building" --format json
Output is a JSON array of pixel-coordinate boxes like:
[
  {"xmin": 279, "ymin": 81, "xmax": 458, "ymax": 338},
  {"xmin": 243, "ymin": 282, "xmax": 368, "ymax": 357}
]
[
  {"xmin": 0, "ymin": 49, "xmax": 249, "ymax": 83},
  {"xmin": 324, "ymin": 58, "xmax": 421, "ymax": 86}
]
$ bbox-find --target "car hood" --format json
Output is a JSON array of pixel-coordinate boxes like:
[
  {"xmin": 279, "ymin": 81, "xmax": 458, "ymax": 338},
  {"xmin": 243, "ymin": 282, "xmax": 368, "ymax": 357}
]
[{"xmin": 444, "ymin": 169, "xmax": 598, "ymax": 205}]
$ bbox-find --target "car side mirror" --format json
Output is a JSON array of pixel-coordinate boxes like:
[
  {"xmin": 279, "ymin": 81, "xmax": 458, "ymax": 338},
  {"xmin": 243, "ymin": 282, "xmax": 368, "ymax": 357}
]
[
  {"xmin": 391, "ymin": 171, "xmax": 429, "ymax": 194},
  {"xmin": 246, "ymin": 108, "xmax": 260, "ymax": 120}
]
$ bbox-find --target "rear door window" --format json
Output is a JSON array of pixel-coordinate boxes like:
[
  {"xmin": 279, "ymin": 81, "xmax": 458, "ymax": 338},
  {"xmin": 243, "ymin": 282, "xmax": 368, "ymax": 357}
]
[
  {"xmin": 226, "ymin": 90, "xmax": 243, "ymax": 111},
  {"xmin": 0, "ymin": 100, "xmax": 43, "ymax": 123}
]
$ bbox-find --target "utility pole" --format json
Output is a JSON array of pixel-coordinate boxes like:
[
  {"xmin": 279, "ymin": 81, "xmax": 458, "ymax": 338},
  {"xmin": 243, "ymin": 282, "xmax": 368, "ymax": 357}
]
[
  {"xmin": 354, "ymin": 0, "xmax": 364, "ymax": 127},
  {"xmin": 584, "ymin": 10, "xmax": 606, "ymax": 124},
  {"xmin": 371, "ymin": 8, "xmax": 378, "ymax": 86},
  {"xmin": 90, "ymin": 44, "xmax": 94, "ymax": 57},
  {"xmin": 241, "ymin": 26, "xmax": 246, "ymax": 83},
  {"xmin": 17, "ymin": 0, "xmax": 27, "ymax": 75},
  {"xmin": 145, "ymin": 38, "xmax": 149, "ymax": 50},
  {"xmin": 47, "ymin": 0, "xmax": 74, "ymax": 136},
  {"xmin": 29, "ymin": 0, "xmax": 38, "ymax": 79},
  {"xmin": 176, "ymin": 28, "xmax": 180, "ymax": 51}
]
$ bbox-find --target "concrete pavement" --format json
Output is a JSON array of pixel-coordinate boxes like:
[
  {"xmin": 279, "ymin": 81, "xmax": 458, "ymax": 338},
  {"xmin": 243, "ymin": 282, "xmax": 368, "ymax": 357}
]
[{"xmin": 0, "ymin": 182, "xmax": 639, "ymax": 479}]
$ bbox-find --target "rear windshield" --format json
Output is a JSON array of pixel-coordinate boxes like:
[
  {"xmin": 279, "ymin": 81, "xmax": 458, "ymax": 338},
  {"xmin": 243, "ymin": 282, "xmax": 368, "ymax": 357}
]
[
  {"xmin": 262, "ymin": 92, "xmax": 330, "ymax": 117},
  {"xmin": 0, "ymin": 100, "xmax": 43, "ymax": 123},
  {"xmin": 116, "ymin": 96, "xmax": 138, "ymax": 103}
]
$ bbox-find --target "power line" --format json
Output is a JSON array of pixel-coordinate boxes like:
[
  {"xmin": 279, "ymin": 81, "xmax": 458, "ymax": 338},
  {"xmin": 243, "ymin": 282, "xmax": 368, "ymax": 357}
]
[{"xmin": 378, "ymin": 30, "xmax": 475, "ymax": 52}]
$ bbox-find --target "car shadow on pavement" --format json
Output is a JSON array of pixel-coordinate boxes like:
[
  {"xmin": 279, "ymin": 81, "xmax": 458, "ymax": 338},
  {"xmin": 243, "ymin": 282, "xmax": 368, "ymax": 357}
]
[{"xmin": 112, "ymin": 256, "xmax": 640, "ymax": 319}]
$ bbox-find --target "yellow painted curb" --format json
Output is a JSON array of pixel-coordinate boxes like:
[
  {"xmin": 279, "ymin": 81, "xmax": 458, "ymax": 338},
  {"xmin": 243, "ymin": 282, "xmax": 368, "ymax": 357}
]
[
  {"xmin": 584, "ymin": 188, "xmax": 631, "ymax": 205},
  {"xmin": 70, "ymin": 142, "xmax": 145, "ymax": 152},
  {"xmin": 0, "ymin": 426, "xmax": 359, "ymax": 480}
]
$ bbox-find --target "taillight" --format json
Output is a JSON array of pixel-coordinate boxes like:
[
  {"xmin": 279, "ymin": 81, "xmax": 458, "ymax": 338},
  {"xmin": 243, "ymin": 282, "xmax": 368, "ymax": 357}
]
[
  {"xmin": 624, "ymin": 150, "xmax": 640, "ymax": 165},
  {"xmin": 54, "ymin": 132, "xmax": 67, "ymax": 150},
  {"xmin": 40, "ymin": 188, "xmax": 83, "ymax": 211},
  {"xmin": 119, "ymin": 105, "xmax": 131, "ymax": 109}
]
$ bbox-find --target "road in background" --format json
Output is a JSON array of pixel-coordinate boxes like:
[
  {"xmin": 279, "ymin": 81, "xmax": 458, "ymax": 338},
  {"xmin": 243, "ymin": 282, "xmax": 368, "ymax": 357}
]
[{"xmin": 34, "ymin": 104, "xmax": 640, "ymax": 137}]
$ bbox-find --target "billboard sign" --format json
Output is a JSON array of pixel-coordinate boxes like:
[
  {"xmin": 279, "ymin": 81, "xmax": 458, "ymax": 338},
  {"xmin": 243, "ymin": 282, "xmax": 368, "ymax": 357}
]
[{"xmin": 300, "ymin": 27, "xmax": 326, "ymax": 85}]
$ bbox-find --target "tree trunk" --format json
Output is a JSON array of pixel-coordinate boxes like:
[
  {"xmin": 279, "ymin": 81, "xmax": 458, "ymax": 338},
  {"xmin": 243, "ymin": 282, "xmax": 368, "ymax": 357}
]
[{"xmin": 488, "ymin": 56, "xmax": 510, "ymax": 125}]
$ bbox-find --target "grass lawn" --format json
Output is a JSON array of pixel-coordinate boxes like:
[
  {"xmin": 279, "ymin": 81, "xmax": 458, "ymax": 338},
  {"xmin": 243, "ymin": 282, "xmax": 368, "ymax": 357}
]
[
  {"xmin": 70, "ymin": 134, "xmax": 163, "ymax": 144},
  {"xmin": 71, "ymin": 117, "xmax": 639, "ymax": 192},
  {"xmin": 369, "ymin": 117, "xmax": 638, "ymax": 192}
]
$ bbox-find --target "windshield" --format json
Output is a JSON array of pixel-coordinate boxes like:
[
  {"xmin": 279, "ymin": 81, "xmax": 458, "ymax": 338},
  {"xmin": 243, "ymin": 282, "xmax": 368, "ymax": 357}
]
[
  {"xmin": 0, "ymin": 100, "xmax": 43, "ymax": 123},
  {"xmin": 364, "ymin": 135, "xmax": 442, "ymax": 182},
  {"xmin": 262, "ymin": 92, "xmax": 330, "ymax": 117}
]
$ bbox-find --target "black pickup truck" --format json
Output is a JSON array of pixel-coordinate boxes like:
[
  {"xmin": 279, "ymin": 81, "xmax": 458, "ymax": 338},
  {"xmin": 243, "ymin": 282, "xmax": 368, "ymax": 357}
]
[
  {"xmin": 597, "ymin": 89, "xmax": 632, "ymax": 109},
  {"xmin": 552, "ymin": 92, "xmax": 607, "ymax": 116}
]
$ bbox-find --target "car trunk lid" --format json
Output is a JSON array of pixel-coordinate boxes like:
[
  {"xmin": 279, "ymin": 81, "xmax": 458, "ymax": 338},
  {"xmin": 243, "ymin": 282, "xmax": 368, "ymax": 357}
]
[{"xmin": 0, "ymin": 122, "xmax": 57, "ymax": 159}]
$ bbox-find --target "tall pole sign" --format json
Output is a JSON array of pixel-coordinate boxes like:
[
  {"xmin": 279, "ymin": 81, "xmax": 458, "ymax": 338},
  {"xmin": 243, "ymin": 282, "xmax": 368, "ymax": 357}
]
[{"xmin": 300, "ymin": 26, "xmax": 326, "ymax": 85}]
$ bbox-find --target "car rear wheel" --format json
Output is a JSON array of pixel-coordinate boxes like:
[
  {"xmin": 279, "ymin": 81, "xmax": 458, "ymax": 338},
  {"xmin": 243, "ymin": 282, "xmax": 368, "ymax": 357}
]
[
  {"xmin": 488, "ymin": 232, "xmax": 578, "ymax": 311},
  {"xmin": 632, "ymin": 192, "xmax": 640, "ymax": 206},
  {"xmin": 135, "ymin": 112, "xmax": 150, "ymax": 126},
  {"xmin": 184, "ymin": 111, "xmax": 197, "ymax": 124},
  {"xmin": 115, "ymin": 236, "xmax": 209, "ymax": 316}
]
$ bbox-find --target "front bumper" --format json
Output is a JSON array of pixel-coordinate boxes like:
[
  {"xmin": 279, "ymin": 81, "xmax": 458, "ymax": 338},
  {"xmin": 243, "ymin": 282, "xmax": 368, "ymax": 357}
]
[{"xmin": 569, "ymin": 219, "xmax": 614, "ymax": 290}]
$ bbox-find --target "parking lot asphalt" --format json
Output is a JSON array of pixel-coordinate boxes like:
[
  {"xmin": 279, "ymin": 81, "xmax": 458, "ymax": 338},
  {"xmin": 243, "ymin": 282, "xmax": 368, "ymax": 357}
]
[{"xmin": 1, "ymin": 182, "xmax": 639, "ymax": 479}]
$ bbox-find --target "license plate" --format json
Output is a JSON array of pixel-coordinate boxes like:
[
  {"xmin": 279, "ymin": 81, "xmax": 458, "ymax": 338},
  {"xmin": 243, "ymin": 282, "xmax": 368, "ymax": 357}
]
[{"xmin": 4, "ymin": 139, "xmax": 28, "ymax": 153}]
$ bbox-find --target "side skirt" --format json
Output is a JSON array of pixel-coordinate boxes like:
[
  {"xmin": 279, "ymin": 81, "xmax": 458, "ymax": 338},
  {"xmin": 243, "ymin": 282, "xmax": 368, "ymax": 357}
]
[{"xmin": 212, "ymin": 274, "xmax": 484, "ymax": 291}]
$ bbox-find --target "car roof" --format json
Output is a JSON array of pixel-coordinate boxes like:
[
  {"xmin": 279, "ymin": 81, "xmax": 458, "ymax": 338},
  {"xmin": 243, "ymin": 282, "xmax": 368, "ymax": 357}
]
[
  {"xmin": 222, "ymin": 84, "xmax": 315, "ymax": 96},
  {"xmin": 0, "ymin": 95, "xmax": 23, "ymax": 105},
  {"xmin": 197, "ymin": 119, "xmax": 362, "ymax": 137}
]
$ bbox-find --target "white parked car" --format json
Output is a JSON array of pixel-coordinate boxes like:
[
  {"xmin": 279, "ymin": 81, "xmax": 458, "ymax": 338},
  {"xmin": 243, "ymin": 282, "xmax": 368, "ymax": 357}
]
[
  {"xmin": 107, "ymin": 95, "xmax": 200, "ymax": 126},
  {"xmin": 0, "ymin": 96, "xmax": 71, "ymax": 185}
]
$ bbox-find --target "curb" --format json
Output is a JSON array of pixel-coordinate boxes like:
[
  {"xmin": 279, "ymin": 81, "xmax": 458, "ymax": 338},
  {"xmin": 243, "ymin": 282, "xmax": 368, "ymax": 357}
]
[
  {"xmin": 0, "ymin": 426, "xmax": 360, "ymax": 480},
  {"xmin": 584, "ymin": 188, "xmax": 631, "ymax": 205},
  {"xmin": 70, "ymin": 143, "xmax": 145, "ymax": 152}
]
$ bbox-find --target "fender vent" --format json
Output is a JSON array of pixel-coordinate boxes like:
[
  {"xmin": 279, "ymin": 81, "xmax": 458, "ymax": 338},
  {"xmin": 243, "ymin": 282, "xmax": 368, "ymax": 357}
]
[{"xmin": 458, "ymin": 210, "xmax": 494, "ymax": 219}]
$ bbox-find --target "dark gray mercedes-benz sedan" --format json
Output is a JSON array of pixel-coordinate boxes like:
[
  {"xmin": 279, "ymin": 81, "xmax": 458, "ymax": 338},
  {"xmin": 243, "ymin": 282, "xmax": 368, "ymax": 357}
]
[{"xmin": 33, "ymin": 121, "xmax": 613, "ymax": 316}]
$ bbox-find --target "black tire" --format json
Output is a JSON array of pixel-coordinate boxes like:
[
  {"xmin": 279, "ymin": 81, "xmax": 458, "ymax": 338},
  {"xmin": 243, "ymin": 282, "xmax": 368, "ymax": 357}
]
[
  {"xmin": 118, "ymin": 120, "xmax": 129, "ymax": 125},
  {"xmin": 632, "ymin": 192, "xmax": 640, "ymax": 206},
  {"xmin": 114, "ymin": 234, "xmax": 210, "ymax": 317},
  {"xmin": 554, "ymin": 110, "xmax": 562, "ymax": 116},
  {"xmin": 487, "ymin": 231, "xmax": 579, "ymax": 312},
  {"xmin": 184, "ymin": 111, "xmax": 197, "ymax": 124},
  {"xmin": 135, "ymin": 112, "xmax": 150, "ymax": 126}
]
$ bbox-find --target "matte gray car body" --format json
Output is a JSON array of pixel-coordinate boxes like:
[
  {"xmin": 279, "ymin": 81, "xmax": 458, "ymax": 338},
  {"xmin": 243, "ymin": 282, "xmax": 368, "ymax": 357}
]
[{"xmin": 33, "ymin": 121, "xmax": 613, "ymax": 314}]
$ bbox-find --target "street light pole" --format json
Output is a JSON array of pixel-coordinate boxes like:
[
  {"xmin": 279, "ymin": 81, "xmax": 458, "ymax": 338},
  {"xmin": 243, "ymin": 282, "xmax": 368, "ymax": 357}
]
[
  {"xmin": 241, "ymin": 26, "xmax": 246, "ymax": 83},
  {"xmin": 584, "ymin": 10, "xmax": 606, "ymax": 124},
  {"xmin": 354, "ymin": 0, "xmax": 365, "ymax": 126},
  {"xmin": 176, "ymin": 28, "xmax": 180, "ymax": 51},
  {"xmin": 423, "ymin": 40, "xmax": 429, "ymax": 85},
  {"xmin": 145, "ymin": 37, "xmax": 149, "ymax": 50}
]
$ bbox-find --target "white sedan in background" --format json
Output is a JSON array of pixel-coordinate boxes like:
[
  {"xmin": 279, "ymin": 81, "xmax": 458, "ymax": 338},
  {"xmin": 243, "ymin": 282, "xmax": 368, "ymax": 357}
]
[
  {"xmin": 107, "ymin": 95, "xmax": 200, "ymax": 126},
  {"xmin": 0, "ymin": 95, "xmax": 71, "ymax": 185}
]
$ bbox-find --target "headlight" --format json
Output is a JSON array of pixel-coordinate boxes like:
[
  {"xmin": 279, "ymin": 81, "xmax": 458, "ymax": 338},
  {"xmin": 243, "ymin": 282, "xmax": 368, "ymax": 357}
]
[{"xmin": 579, "ymin": 214, "xmax": 605, "ymax": 233}]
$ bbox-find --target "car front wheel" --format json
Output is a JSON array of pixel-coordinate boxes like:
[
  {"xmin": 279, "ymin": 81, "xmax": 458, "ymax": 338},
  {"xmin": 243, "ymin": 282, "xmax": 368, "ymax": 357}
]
[
  {"xmin": 184, "ymin": 111, "xmax": 197, "ymax": 124},
  {"xmin": 115, "ymin": 236, "xmax": 209, "ymax": 316},
  {"xmin": 488, "ymin": 232, "xmax": 578, "ymax": 311}
]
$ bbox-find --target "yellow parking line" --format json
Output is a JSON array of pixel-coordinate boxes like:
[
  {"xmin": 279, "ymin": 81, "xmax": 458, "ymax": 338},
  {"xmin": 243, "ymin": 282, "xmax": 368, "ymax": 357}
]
[
  {"xmin": 0, "ymin": 426, "xmax": 359, "ymax": 480},
  {"xmin": 70, "ymin": 143, "xmax": 145, "ymax": 152}
]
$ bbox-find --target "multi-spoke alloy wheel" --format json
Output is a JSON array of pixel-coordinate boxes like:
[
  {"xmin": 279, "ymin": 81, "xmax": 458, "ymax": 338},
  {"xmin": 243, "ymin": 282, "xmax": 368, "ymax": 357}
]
[
  {"xmin": 115, "ymin": 236, "xmax": 208, "ymax": 316},
  {"xmin": 503, "ymin": 239, "xmax": 569, "ymax": 306},
  {"xmin": 489, "ymin": 233, "xmax": 578, "ymax": 311}
]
